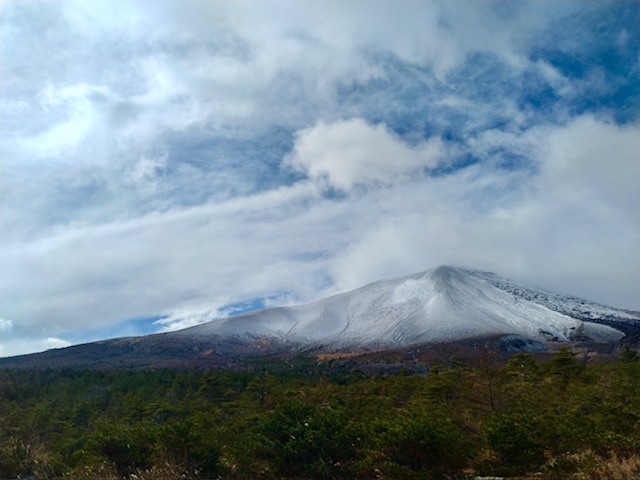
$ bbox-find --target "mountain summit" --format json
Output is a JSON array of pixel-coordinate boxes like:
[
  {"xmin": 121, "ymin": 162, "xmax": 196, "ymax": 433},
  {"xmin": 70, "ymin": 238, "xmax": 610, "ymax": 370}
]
[
  {"xmin": 2, "ymin": 266, "xmax": 639, "ymax": 369},
  {"xmin": 177, "ymin": 265, "xmax": 635, "ymax": 348}
]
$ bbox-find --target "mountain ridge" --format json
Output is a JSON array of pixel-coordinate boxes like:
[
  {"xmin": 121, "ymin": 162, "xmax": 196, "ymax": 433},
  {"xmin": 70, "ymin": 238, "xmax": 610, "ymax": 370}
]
[
  {"xmin": 2, "ymin": 265, "xmax": 639, "ymax": 369},
  {"xmin": 176, "ymin": 265, "xmax": 635, "ymax": 347}
]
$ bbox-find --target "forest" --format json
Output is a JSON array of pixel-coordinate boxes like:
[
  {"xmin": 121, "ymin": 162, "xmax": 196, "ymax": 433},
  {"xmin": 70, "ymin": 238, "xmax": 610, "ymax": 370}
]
[{"xmin": 1, "ymin": 347, "xmax": 639, "ymax": 480}]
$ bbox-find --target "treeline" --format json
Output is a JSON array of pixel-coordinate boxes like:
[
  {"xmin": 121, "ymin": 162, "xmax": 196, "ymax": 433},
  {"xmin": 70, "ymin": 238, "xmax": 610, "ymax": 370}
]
[{"xmin": 1, "ymin": 348, "xmax": 639, "ymax": 479}]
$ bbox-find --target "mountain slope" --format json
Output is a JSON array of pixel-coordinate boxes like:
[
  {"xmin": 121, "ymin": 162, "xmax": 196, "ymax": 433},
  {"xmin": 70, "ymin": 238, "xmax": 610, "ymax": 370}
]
[
  {"xmin": 176, "ymin": 266, "xmax": 634, "ymax": 348},
  {"xmin": 2, "ymin": 266, "xmax": 639, "ymax": 369}
]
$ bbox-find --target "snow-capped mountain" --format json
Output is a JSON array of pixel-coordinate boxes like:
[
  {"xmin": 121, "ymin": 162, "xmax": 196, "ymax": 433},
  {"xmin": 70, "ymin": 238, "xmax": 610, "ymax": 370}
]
[
  {"xmin": 175, "ymin": 265, "xmax": 638, "ymax": 349},
  {"xmin": 2, "ymin": 266, "xmax": 638, "ymax": 369}
]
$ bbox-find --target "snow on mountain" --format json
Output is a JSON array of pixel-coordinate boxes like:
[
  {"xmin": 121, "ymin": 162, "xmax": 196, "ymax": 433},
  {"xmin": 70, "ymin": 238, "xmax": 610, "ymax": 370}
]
[
  {"xmin": 175, "ymin": 266, "xmax": 638, "ymax": 349},
  {"xmin": 2, "ymin": 266, "xmax": 638, "ymax": 369}
]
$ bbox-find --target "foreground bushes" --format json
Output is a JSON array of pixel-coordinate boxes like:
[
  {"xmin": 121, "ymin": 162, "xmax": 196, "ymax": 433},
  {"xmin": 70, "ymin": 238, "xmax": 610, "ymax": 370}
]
[{"xmin": 0, "ymin": 349, "xmax": 639, "ymax": 479}]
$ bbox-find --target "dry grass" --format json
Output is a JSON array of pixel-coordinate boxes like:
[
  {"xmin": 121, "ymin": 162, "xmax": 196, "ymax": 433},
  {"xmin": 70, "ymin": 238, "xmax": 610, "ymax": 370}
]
[
  {"xmin": 62, "ymin": 462, "xmax": 204, "ymax": 480},
  {"xmin": 315, "ymin": 351, "xmax": 364, "ymax": 361},
  {"xmin": 541, "ymin": 450, "xmax": 640, "ymax": 480},
  {"xmin": 588, "ymin": 453, "xmax": 640, "ymax": 480}
]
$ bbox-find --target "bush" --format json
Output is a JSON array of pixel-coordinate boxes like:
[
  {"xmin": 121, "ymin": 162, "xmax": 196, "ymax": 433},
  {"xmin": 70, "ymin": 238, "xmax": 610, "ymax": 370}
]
[
  {"xmin": 0, "ymin": 436, "xmax": 34, "ymax": 479},
  {"xmin": 484, "ymin": 413, "xmax": 545, "ymax": 475},
  {"xmin": 90, "ymin": 424, "xmax": 155, "ymax": 477},
  {"xmin": 254, "ymin": 400, "xmax": 358, "ymax": 478},
  {"xmin": 378, "ymin": 408, "xmax": 473, "ymax": 478}
]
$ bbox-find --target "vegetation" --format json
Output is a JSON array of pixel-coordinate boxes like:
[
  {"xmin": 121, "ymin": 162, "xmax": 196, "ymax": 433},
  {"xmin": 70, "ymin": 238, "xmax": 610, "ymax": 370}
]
[{"xmin": 1, "ymin": 348, "xmax": 639, "ymax": 479}]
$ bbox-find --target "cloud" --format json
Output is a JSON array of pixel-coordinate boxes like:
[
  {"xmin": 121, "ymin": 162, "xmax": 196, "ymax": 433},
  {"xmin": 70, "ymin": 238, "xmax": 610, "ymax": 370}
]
[
  {"xmin": 498, "ymin": 115, "xmax": 640, "ymax": 302},
  {"xmin": 154, "ymin": 307, "xmax": 224, "ymax": 333},
  {"xmin": 326, "ymin": 115, "xmax": 640, "ymax": 307},
  {"xmin": 0, "ymin": 336, "xmax": 73, "ymax": 358},
  {"xmin": 1, "ymin": 1, "xmax": 638, "ymax": 356},
  {"xmin": 2, "ymin": 115, "xmax": 638, "ymax": 356},
  {"xmin": 540, "ymin": 115, "xmax": 640, "ymax": 212},
  {"xmin": 0, "ymin": 182, "xmax": 331, "ymax": 333},
  {"xmin": 44, "ymin": 337, "xmax": 72, "ymax": 350},
  {"xmin": 286, "ymin": 119, "xmax": 443, "ymax": 190},
  {"xmin": 0, "ymin": 318, "xmax": 13, "ymax": 332},
  {"xmin": 327, "ymin": 216, "xmax": 458, "ymax": 292}
]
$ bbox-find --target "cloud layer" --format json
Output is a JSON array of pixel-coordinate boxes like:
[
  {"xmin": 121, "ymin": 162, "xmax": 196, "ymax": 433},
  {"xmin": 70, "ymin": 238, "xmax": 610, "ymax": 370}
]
[{"xmin": 1, "ymin": 0, "xmax": 638, "ymax": 356}]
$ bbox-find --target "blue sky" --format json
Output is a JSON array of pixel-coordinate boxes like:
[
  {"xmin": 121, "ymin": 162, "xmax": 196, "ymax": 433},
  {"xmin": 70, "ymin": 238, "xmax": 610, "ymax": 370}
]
[{"xmin": 1, "ymin": 0, "xmax": 639, "ymax": 357}]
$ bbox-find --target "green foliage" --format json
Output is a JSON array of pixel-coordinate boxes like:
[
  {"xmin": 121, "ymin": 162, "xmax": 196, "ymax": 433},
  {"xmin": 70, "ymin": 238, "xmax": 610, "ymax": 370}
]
[
  {"xmin": 621, "ymin": 346, "xmax": 639, "ymax": 363},
  {"xmin": 1, "ymin": 351, "xmax": 640, "ymax": 479},
  {"xmin": 90, "ymin": 422, "xmax": 155, "ymax": 477},
  {"xmin": 545, "ymin": 345, "xmax": 585, "ymax": 386},
  {"xmin": 155, "ymin": 419, "xmax": 220, "ymax": 477},
  {"xmin": 485, "ymin": 413, "xmax": 544, "ymax": 474},
  {"xmin": 377, "ymin": 407, "xmax": 473, "ymax": 477},
  {"xmin": 0, "ymin": 436, "xmax": 36, "ymax": 479},
  {"xmin": 255, "ymin": 400, "xmax": 357, "ymax": 478}
]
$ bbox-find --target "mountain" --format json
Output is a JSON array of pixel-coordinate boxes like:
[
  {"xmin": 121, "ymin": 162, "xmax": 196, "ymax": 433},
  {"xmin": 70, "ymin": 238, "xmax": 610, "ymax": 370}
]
[
  {"xmin": 175, "ymin": 265, "xmax": 636, "ymax": 347},
  {"xmin": 2, "ymin": 266, "xmax": 639, "ymax": 369}
]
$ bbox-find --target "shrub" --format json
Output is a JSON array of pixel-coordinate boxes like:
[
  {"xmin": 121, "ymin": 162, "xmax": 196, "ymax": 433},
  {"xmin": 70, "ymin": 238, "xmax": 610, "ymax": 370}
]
[
  {"xmin": 484, "ymin": 412, "xmax": 545, "ymax": 475},
  {"xmin": 378, "ymin": 408, "xmax": 473, "ymax": 478},
  {"xmin": 254, "ymin": 400, "xmax": 358, "ymax": 478}
]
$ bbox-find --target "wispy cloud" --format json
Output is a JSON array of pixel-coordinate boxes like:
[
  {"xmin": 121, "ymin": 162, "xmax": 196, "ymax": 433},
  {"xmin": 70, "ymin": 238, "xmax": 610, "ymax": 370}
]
[{"xmin": 1, "ymin": 0, "xmax": 638, "ymax": 356}]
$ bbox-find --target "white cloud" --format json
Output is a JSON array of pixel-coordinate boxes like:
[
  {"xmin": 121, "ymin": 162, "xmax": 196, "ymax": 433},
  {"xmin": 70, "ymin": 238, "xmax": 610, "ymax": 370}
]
[
  {"xmin": 0, "ymin": 318, "xmax": 13, "ymax": 332},
  {"xmin": 1, "ymin": 338, "xmax": 71, "ymax": 358},
  {"xmin": 26, "ymin": 83, "xmax": 109, "ymax": 159},
  {"xmin": 0, "ymin": 181, "xmax": 328, "ymax": 332},
  {"xmin": 286, "ymin": 119, "xmax": 443, "ymax": 191},
  {"xmin": 539, "ymin": 115, "xmax": 640, "ymax": 212},
  {"xmin": 495, "ymin": 115, "xmax": 640, "ymax": 302},
  {"xmin": 1, "ymin": 0, "xmax": 637, "ymax": 356},
  {"xmin": 2, "ymin": 115, "xmax": 638, "ymax": 355},
  {"xmin": 328, "ymin": 218, "xmax": 441, "ymax": 291},
  {"xmin": 324, "ymin": 115, "xmax": 640, "ymax": 308},
  {"xmin": 44, "ymin": 337, "xmax": 71, "ymax": 350},
  {"xmin": 154, "ymin": 302, "xmax": 241, "ymax": 333}
]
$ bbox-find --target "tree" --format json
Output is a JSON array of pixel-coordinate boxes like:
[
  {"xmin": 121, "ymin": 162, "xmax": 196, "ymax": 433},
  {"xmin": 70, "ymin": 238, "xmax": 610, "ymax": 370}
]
[
  {"xmin": 546, "ymin": 346, "xmax": 585, "ymax": 387},
  {"xmin": 379, "ymin": 407, "xmax": 472, "ymax": 478},
  {"xmin": 485, "ymin": 413, "xmax": 545, "ymax": 475},
  {"xmin": 254, "ymin": 400, "xmax": 358, "ymax": 478}
]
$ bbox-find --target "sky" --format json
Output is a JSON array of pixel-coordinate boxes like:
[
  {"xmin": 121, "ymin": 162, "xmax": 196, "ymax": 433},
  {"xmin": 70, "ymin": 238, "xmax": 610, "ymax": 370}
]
[{"xmin": 1, "ymin": 0, "xmax": 639, "ymax": 357}]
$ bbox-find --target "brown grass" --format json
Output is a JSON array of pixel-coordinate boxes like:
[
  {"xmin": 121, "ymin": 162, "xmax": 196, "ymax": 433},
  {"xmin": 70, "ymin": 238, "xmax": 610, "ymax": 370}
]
[
  {"xmin": 62, "ymin": 462, "xmax": 202, "ymax": 480},
  {"xmin": 540, "ymin": 450, "xmax": 640, "ymax": 480},
  {"xmin": 588, "ymin": 453, "xmax": 640, "ymax": 480}
]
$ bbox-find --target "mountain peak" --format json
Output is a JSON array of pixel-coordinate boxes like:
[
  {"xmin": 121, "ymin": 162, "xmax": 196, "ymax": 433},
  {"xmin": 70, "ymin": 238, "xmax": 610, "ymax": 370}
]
[
  {"xmin": 2, "ymin": 266, "xmax": 638, "ymax": 369},
  {"xmin": 180, "ymin": 265, "xmax": 636, "ymax": 349}
]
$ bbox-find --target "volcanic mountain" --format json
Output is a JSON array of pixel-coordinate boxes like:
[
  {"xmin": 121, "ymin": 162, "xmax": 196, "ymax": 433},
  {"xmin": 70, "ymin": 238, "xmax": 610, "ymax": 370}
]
[{"xmin": 2, "ymin": 266, "xmax": 639, "ymax": 369}]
